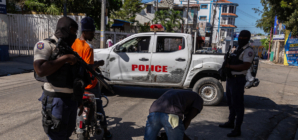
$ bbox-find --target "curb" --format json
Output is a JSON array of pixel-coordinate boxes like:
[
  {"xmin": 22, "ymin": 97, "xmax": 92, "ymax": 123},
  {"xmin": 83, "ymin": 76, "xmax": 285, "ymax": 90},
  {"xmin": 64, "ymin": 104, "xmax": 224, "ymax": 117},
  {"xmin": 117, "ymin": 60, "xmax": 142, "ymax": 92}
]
[
  {"xmin": 0, "ymin": 69, "xmax": 34, "ymax": 77},
  {"xmin": 260, "ymin": 60, "xmax": 298, "ymax": 69}
]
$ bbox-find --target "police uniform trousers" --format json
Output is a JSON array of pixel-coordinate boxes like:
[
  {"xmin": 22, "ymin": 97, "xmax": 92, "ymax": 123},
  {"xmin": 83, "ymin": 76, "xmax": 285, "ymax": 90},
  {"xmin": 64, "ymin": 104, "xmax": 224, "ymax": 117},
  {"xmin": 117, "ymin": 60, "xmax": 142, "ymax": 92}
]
[
  {"xmin": 226, "ymin": 75, "xmax": 246, "ymax": 128},
  {"xmin": 39, "ymin": 93, "xmax": 78, "ymax": 140}
]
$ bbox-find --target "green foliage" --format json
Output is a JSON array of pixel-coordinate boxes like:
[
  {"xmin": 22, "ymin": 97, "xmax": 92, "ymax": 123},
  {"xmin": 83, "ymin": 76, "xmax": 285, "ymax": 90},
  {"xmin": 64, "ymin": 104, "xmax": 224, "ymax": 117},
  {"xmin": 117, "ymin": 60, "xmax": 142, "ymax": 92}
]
[
  {"xmin": 256, "ymin": 33, "xmax": 264, "ymax": 36},
  {"xmin": 261, "ymin": 37, "xmax": 272, "ymax": 50},
  {"xmin": 153, "ymin": 9, "xmax": 183, "ymax": 32},
  {"xmin": 110, "ymin": 0, "xmax": 144, "ymax": 22},
  {"xmin": 137, "ymin": 22, "xmax": 150, "ymax": 33},
  {"xmin": 253, "ymin": 0, "xmax": 275, "ymax": 34},
  {"xmin": 7, "ymin": 0, "xmax": 122, "ymax": 30},
  {"xmin": 255, "ymin": 0, "xmax": 298, "ymax": 36}
]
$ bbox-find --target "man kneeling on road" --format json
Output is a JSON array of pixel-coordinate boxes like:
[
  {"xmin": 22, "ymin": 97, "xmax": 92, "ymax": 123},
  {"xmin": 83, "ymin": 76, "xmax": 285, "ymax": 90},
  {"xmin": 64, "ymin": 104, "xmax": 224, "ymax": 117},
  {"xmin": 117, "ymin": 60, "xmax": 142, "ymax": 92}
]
[
  {"xmin": 144, "ymin": 89, "xmax": 203, "ymax": 140},
  {"xmin": 71, "ymin": 17, "xmax": 112, "ymax": 139}
]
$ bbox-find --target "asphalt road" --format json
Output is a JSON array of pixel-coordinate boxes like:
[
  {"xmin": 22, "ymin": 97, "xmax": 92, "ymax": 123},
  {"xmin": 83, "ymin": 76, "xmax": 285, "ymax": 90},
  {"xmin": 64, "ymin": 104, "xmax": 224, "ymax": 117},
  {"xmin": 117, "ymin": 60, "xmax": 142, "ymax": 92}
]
[{"xmin": 0, "ymin": 62, "xmax": 298, "ymax": 140}]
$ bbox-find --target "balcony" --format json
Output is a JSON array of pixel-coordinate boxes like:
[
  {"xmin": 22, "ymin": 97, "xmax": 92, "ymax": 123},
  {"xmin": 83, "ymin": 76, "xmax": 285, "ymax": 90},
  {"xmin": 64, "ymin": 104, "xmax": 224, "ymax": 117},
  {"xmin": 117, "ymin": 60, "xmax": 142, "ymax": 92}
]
[
  {"xmin": 221, "ymin": 24, "xmax": 237, "ymax": 28},
  {"xmin": 221, "ymin": 13, "xmax": 238, "ymax": 17}
]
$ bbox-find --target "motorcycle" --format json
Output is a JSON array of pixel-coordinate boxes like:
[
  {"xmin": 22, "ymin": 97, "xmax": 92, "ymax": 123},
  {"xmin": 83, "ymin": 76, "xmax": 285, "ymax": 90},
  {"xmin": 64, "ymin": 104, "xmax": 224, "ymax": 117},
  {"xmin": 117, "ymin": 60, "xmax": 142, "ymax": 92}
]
[{"xmin": 75, "ymin": 91, "xmax": 109, "ymax": 140}]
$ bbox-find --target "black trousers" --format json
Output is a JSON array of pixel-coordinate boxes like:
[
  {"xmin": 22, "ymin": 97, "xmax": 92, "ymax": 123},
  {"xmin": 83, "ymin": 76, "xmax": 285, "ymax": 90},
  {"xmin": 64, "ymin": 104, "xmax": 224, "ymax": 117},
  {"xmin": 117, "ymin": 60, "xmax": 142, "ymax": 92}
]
[{"xmin": 226, "ymin": 76, "xmax": 246, "ymax": 129}]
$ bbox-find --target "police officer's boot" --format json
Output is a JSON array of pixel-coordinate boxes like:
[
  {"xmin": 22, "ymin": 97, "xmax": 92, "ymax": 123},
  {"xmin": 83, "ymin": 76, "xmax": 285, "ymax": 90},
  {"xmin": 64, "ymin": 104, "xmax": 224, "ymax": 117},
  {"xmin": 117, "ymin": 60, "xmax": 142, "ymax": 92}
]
[
  {"xmin": 227, "ymin": 126, "xmax": 241, "ymax": 137},
  {"xmin": 219, "ymin": 121, "xmax": 234, "ymax": 129}
]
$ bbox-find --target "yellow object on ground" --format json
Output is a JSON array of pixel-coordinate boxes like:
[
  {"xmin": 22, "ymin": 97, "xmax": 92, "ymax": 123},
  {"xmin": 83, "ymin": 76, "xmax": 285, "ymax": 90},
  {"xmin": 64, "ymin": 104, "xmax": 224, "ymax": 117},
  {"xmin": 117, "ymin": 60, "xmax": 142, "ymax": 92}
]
[
  {"xmin": 168, "ymin": 114, "xmax": 179, "ymax": 129},
  {"xmin": 284, "ymin": 30, "xmax": 290, "ymax": 66}
]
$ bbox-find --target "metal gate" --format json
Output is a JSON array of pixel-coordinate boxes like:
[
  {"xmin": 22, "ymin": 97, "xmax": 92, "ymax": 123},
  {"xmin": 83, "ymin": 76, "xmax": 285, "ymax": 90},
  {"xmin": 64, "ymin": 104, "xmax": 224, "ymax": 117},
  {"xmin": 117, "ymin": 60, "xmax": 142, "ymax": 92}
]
[{"xmin": 7, "ymin": 14, "xmax": 84, "ymax": 56}]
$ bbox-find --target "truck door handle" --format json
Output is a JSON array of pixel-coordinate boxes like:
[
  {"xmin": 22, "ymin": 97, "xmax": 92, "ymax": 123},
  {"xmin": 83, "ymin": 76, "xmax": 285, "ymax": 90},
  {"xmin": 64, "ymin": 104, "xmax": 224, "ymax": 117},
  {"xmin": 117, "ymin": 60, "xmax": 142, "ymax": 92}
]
[
  {"xmin": 139, "ymin": 58, "xmax": 149, "ymax": 61},
  {"xmin": 175, "ymin": 58, "xmax": 186, "ymax": 62}
]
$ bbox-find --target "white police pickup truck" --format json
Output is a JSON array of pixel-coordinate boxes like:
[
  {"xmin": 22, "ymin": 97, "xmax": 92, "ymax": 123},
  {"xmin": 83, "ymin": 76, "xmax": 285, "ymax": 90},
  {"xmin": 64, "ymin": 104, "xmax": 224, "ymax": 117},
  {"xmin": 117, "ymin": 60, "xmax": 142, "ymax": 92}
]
[{"xmin": 94, "ymin": 32, "xmax": 225, "ymax": 105}]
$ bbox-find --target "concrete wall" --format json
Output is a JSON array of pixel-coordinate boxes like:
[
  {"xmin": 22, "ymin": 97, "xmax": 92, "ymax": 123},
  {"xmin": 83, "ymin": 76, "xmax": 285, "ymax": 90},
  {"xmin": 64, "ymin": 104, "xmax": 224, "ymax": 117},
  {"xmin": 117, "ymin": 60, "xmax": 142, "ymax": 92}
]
[
  {"xmin": 0, "ymin": 14, "xmax": 8, "ymax": 45},
  {"xmin": 271, "ymin": 40, "xmax": 285, "ymax": 64}
]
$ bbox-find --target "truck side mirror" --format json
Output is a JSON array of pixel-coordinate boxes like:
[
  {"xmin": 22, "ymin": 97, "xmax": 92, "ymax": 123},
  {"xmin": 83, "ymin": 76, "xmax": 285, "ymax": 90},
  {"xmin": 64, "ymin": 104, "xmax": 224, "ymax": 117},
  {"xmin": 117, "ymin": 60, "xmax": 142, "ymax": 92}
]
[{"xmin": 114, "ymin": 45, "xmax": 121, "ymax": 52}]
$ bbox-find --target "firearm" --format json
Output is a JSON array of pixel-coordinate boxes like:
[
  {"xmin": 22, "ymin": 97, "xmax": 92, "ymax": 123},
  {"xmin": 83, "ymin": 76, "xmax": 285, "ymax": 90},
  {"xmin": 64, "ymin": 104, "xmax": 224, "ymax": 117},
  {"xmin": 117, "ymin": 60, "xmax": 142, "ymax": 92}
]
[
  {"xmin": 219, "ymin": 45, "xmax": 232, "ymax": 81},
  {"xmin": 56, "ymin": 38, "xmax": 115, "ymax": 94}
]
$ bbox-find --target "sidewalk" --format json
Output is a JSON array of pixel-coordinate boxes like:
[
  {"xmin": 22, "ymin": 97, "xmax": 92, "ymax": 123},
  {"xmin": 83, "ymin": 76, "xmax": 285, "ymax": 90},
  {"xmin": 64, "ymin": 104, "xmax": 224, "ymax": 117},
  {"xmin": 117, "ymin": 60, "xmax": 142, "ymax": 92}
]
[
  {"xmin": 260, "ymin": 60, "xmax": 298, "ymax": 69},
  {"xmin": 0, "ymin": 56, "xmax": 34, "ymax": 76}
]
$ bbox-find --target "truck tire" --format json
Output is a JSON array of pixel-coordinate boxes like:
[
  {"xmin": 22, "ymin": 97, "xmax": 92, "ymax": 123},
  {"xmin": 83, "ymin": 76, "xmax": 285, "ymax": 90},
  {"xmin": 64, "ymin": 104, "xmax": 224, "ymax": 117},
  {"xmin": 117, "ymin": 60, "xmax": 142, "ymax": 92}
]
[{"xmin": 193, "ymin": 77, "xmax": 224, "ymax": 106}]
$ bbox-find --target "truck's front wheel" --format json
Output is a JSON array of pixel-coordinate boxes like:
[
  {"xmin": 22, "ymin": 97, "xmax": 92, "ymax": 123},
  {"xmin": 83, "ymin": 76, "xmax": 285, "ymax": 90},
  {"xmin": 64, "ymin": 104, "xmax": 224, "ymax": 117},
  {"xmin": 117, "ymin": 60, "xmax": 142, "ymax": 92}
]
[{"xmin": 193, "ymin": 77, "xmax": 224, "ymax": 106}]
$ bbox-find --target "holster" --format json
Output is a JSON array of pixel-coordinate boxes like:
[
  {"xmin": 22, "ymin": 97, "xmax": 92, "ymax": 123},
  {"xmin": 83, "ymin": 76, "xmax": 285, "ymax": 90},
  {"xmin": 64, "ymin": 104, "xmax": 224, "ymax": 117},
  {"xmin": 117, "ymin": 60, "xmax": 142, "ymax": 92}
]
[
  {"xmin": 41, "ymin": 94, "xmax": 65, "ymax": 134},
  {"xmin": 71, "ymin": 78, "xmax": 85, "ymax": 102}
]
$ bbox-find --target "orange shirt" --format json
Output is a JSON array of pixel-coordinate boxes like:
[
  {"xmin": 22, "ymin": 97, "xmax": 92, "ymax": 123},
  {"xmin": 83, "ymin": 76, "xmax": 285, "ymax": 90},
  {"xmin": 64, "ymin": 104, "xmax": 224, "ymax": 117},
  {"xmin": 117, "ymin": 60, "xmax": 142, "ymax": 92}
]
[{"xmin": 71, "ymin": 39, "xmax": 98, "ymax": 90}]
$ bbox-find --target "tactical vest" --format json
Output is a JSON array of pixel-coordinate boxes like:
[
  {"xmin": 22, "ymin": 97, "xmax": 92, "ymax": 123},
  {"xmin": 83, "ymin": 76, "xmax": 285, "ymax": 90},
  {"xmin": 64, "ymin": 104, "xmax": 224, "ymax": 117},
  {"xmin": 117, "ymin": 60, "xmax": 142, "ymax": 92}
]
[
  {"xmin": 34, "ymin": 38, "xmax": 78, "ymax": 89},
  {"xmin": 229, "ymin": 46, "xmax": 252, "ymax": 72}
]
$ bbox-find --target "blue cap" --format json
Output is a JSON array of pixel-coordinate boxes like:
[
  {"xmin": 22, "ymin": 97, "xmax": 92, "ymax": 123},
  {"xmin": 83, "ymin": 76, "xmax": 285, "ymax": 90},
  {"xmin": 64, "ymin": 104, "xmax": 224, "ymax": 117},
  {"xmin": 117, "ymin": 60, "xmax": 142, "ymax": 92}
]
[{"xmin": 81, "ymin": 17, "xmax": 95, "ymax": 31}]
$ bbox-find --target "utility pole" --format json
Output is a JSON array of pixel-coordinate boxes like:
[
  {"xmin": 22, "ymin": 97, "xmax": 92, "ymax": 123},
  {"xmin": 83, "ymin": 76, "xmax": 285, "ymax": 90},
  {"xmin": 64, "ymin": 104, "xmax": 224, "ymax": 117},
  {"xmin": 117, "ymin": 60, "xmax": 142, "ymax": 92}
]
[
  {"xmin": 209, "ymin": 0, "xmax": 218, "ymax": 47},
  {"xmin": 63, "ymin": 0, "xmax": 67, "ymax": 17},
  {"xmin": 100, "ymin": 0, "xmax": 106, "ymax": 48},
  {"xmin": 185, "ymin": 0, "xmax": 190, "ymax": 33},
  {"xmin": 156, "ymin": 0, "xmax": 158, "ymax": 12},
  {"xmin": 268, "ymin": 27, "xmax": 273, "ymax": 60}
]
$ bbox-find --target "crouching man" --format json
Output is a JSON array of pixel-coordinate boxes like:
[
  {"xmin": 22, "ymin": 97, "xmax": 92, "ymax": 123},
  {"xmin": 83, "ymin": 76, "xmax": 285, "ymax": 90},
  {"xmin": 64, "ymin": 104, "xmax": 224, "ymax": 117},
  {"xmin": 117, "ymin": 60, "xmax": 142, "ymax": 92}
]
[{"xmin": 144, "ymin": 90, "xmax": 203, "ymax": 140}]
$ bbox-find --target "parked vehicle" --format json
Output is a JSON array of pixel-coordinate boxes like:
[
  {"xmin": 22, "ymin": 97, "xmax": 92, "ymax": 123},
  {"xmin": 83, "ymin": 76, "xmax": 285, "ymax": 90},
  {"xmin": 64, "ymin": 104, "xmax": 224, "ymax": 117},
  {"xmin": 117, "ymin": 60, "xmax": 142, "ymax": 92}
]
[{"xmin": 94, "ymin": 32, "xmax": 225, "ymax": 106}]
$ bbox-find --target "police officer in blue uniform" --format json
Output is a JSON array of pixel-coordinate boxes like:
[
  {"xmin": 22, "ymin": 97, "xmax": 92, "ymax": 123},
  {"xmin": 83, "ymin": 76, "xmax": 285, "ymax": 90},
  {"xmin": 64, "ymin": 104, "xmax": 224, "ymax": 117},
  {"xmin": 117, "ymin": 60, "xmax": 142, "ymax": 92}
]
[
  {"xmin": 33, "ymin": 17, "xmax": 84, "ymax": 140},
  {"xmin": 219, "ymin": 30, "xmax": 254, "ymax": 137}
]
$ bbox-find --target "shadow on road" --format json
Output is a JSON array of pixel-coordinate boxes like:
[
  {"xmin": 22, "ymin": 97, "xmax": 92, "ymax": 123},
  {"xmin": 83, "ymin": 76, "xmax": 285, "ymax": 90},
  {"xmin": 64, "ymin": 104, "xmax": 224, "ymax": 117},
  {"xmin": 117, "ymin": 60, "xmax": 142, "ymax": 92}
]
[
  {"xmin": 104, "ymin": 86, "xmax": 298, "ymax": 140},
  {"xmin": 108, "ymin": 85, "xmax": 173, "ymax": 99},
  {"xmin": 87, "ymin": 117, "xmax": 145, "ymax": 140},
  {"xmin": 186, "ymin": 95, "xmax": 298, "ymax": 140}
]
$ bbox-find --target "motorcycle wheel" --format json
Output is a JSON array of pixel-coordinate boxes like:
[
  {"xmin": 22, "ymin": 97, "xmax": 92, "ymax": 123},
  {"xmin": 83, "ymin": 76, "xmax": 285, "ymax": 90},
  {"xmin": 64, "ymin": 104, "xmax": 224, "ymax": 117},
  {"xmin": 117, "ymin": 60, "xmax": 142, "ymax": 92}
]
[{"xmin": 101, "ymin": 95, "xmax": 109, "ymax": 108}]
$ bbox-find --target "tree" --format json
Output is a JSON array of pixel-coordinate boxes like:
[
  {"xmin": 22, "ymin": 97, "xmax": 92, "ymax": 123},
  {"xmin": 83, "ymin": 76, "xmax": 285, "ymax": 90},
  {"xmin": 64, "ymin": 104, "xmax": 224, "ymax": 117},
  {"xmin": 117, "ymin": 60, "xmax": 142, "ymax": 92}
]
[
  {"xmin": 153, "ymin": 9, "xmax": 183, "ymax": 32},
  {"xmin": 7, "ymin": 0, "xmax": 122, "ymax": 29},
  {"xmin": 253, "ymin": 0, "xmax": 275, "ymax": 34},
  {"xmin": 261, "ymin": 37, "xmax": 272, "ymax": 51},
  {"xmin": 255, "ymin": 0, "xmax": 298, "ymax": 35},
  {"xmin": 256, "ymin": 33, "xmax": 264, "ymax": 36},
  {"xmin": 110, "ymin": 0, "xmax": 144, "ymax": 22},
  {"xmin": 137, "ymin": 22, "xmax": 150, "ymax": 33}
]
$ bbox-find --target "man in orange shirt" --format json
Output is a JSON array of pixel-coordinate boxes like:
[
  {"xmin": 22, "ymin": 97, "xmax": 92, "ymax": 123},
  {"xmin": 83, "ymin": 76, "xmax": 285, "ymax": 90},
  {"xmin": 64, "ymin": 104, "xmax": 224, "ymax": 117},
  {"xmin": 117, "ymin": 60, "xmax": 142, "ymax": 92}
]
[{"xmin": 72, "ymin": 17, "xmax": 112, "ymax": 139}]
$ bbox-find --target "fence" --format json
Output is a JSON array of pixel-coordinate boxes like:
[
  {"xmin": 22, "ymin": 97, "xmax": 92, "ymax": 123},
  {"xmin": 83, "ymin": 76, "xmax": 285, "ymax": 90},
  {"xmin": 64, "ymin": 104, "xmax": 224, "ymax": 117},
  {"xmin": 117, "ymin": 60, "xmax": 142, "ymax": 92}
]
[
  {"xmin": 6, "ymin": 14, "xmax": 133, "ymax": 55},
  {"xmin": 6, "ymin": 14, "xmax": 84, "ymax": 56},
  {"xmin": 90, "ymin": 31, "xmax": 133, "ymax": 48}
]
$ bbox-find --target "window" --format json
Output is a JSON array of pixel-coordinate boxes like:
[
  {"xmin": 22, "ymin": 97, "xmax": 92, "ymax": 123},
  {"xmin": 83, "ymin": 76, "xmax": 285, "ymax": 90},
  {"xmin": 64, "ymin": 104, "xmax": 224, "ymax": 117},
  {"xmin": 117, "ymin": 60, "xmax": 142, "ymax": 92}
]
[
  {"xmin": 221, "ymin": 17, "xmax": 227, "ymax": 24},
  {"xmin": 156, "ymin": 37, "xmax": 185, "ymax": 52},
  {"xmin": 118, "ymin": 37, "xmax": 151, "ymax": 53},
  {"xmin": 222, "ymin": 6, "xmax": 227, "ymax": 13},
  {"xmin": 147, "ymin": 5, "xmax": 152, "ymax": 13},
  {"xmin": 199, "ymin": 16, "xmax": 207, "ymax": 21},
  {"xmin": 206, "ymin": 27, "xmax": 211, "ymax": 32},
  {"xmin": 201, "ymin": 5, "xmax": 208, "ymax": 9},
  {"xmin": 221, "ymin": 29, "xmax": 226, "ymax": 37},
  {"xmin": 227, "ymin": 29, "xmax": 233, "ymax": 37},
  {"xmin": 228, "ymin": 17, "xmax": 235, "ymax": 25},
  {"xmin": 229, "ymin": 6, "xmax": 234, "ymax": 13}
]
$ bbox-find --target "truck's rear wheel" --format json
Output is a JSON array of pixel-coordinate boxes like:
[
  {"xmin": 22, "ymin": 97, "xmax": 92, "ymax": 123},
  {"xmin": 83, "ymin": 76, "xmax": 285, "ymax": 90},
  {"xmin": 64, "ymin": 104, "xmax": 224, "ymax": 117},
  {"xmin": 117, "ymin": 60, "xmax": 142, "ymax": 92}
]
[{"xmin": 193, "ymin": 77, "xmax": 224, "ymax": 106}]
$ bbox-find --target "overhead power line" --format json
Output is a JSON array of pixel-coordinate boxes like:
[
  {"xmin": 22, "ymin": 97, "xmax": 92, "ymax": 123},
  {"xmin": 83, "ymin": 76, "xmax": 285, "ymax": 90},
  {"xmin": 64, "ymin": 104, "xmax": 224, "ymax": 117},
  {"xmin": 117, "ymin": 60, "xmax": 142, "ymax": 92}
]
[{"xmin": 237, "ymin": 9, "xmax": 259, "ymax": 20}]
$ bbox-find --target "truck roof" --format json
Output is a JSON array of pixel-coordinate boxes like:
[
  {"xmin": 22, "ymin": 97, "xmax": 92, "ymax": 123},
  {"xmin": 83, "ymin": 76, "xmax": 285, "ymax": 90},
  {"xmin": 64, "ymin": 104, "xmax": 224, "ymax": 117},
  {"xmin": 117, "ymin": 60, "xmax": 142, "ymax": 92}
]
[{"xmin": 135, "ymin": 32, "xmax": 190, "ymax": 36}]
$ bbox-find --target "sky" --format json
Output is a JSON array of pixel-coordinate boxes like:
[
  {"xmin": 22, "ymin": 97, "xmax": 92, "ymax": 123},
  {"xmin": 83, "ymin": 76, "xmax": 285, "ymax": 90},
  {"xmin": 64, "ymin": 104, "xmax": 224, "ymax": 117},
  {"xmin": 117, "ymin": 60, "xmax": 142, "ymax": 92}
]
[{"xmin": 229, "ymin": 0, "xmax": 266, "ymax": 34}]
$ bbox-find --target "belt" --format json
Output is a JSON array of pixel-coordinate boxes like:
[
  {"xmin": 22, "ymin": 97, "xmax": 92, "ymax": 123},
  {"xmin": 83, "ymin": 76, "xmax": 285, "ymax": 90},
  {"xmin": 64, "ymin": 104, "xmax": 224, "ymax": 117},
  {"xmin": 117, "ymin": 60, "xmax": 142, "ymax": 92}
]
[
  {"xmin": 230, "ymin": 74, "xmax": 245, "ymax": 78},
  {"xmin": 42, "ymin": 86, "xmax": 72, "ymax": 98}
]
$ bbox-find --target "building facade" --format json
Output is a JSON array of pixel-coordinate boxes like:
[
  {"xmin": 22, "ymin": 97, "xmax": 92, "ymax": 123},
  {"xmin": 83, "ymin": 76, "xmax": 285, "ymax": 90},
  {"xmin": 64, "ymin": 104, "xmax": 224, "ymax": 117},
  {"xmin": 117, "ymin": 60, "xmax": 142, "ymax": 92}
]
[{"xmin": 135, "ymin": 0, "xmax": 238, "ymax": 52}]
